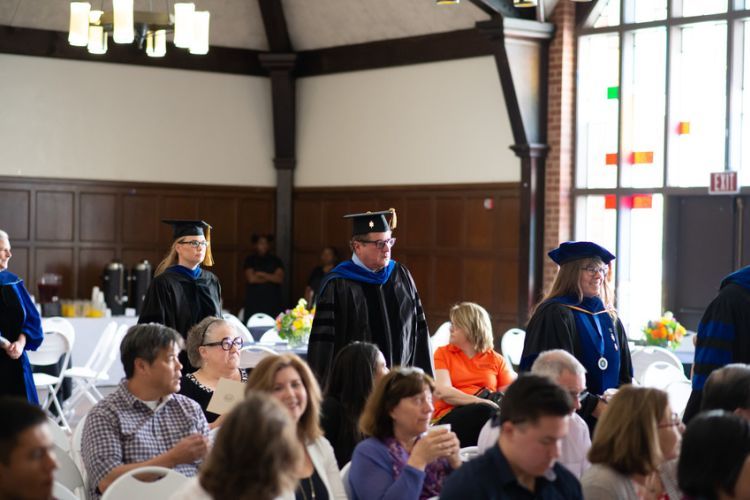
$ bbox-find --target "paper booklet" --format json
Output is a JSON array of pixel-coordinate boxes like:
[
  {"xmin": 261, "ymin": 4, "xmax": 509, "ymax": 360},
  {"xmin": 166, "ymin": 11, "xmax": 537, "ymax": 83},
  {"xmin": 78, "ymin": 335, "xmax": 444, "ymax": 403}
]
[{"xmin": 206, "ymin": 377, "xmax": 246, "ymax": 416}]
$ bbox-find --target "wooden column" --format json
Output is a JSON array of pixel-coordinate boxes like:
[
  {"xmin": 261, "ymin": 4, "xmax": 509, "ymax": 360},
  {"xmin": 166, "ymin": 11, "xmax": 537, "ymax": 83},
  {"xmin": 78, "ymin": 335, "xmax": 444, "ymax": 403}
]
[{"xmin": 259, "ymin": 53, "xmax": 297, "ymax": 305}]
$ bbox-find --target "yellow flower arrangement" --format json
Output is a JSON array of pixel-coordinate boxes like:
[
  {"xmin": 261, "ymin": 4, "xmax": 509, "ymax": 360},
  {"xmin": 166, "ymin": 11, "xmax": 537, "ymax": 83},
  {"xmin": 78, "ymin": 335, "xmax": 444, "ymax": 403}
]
[
  {"xmin": 275, "ymin": 298, "xmax": 315, "ymax": 347},
  {"xmin": 642, "ymin": 311, "xmax": 686, "ymax": 350}
]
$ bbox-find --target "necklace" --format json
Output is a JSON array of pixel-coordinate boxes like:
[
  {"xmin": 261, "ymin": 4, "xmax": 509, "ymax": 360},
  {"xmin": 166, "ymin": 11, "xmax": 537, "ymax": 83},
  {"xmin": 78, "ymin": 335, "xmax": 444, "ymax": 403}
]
[{"xmin": 299, "ymin": 476, "xmax": 316, "ymax": 500}]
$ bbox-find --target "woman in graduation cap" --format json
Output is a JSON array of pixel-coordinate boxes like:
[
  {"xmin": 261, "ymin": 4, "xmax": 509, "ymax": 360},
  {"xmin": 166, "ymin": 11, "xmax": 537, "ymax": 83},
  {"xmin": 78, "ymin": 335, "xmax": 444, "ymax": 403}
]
[
  {"xmin": 0, "ymin": 229, "xmax": 44, "ymax": 404},
  {"xmin": 138, "ymin": 220, "xmax": 222, "ymax": 373},
  {"xmin": 520, "ymin": 241, "xmax": 633, "ymax": 428}
]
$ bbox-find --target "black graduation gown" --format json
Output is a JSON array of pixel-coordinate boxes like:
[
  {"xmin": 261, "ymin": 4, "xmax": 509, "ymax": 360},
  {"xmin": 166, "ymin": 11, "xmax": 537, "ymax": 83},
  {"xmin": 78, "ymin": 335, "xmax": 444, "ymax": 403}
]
[
  {"xmin": 138, "ymin": 268, "xmax": 222, "ymax": 372},
  {"xmin": 307, "ymin": 261, "xmax": 433, "ymax": 385},
  {"xmin": 521, "ymin": 300, "xmax": 632, "ymax": 425}
]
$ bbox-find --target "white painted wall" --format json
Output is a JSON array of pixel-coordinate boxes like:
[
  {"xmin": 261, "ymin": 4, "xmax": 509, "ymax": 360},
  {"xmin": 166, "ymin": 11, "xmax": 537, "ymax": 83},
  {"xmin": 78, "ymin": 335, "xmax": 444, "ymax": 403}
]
[
  {"xmin": 0, "ymin": 54, "xmax": 275, "ymax": 186},
  {"xmin": 296, "ymin": 56, "xmax": 519, "ymax": 187}
]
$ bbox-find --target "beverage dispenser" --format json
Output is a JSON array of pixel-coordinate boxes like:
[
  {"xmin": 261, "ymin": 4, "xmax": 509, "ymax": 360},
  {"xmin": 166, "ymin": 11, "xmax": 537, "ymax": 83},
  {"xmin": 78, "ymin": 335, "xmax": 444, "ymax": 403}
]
[
  {"xmin": 102, "ymin": 261, "xmax": 127, "ymax": 315},
  {"xmin": 129, "ymin": 260, "xmax": 152, "ymax": 315}
]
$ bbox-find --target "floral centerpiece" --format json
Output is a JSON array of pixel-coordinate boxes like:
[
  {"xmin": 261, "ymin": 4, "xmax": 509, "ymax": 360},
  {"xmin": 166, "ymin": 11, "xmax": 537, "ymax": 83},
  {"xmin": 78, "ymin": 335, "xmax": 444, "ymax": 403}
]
[
  {"xmin": 275, "ymin": 298, "xmax": 315, "ymax": 347},
  {"xmin": 642, "ymin": 311, "xmax": 687, "ymax": 350}
]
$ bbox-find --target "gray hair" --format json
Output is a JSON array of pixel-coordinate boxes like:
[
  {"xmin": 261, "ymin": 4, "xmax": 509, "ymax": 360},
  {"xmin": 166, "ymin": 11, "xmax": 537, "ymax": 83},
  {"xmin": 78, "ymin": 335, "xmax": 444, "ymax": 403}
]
[
  {"xmin": 531, "ymin": 349, "xmax": 586, "ymax": 380},
  {"xmin": 120, "ymin": 323, "xmax": 183, "ymax": 379},
  {"xmin": 0, "ymin": 230, "xmax": 8, "ymax": 243},
  {"xmin": 186, "ymin": 316, "xmax": 229, "ymax": 368}
]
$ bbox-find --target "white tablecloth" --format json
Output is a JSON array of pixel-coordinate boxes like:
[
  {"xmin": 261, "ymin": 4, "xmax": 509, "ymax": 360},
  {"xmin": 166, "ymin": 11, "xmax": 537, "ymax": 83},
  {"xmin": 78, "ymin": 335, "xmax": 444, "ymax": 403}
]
[{"xmin": 68, "ymin": 316, "xmax": 137, "ymax": 386}]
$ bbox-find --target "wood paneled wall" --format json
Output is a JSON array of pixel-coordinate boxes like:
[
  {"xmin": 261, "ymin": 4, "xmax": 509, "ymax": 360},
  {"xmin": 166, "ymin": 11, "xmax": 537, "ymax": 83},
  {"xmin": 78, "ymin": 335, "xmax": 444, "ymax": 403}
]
[
  {"xmin": 292, "ymin": 184, "xmax": 521, "ymax": 343},
  {"xmin": 0, "ymin": 176, "xmax": 275, "ymax": 312}
]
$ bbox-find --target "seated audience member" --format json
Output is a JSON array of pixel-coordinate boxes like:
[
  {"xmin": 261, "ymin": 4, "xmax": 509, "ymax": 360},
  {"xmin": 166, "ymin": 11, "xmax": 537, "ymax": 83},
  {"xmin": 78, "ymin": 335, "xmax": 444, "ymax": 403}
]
[
  {"xmin": 82, "ymin": 323, "xmax": 209, "ymax": 499},
  {"xmin": 246, "ymin": 354, "xmax": 347, "ymax": 500},
  {"xmin": 678, "ymin": 411, "xmax": 750, "ymax": 500},
  {"xmin": 349, "ymin": 367, "xmax": 461, "ymax": 500},
  {"xmin": 179, "ymin": 316, "xmax": 247, "ymax": 428},
  {"xmin": 433, "ymin": 302, "xmax": 515, "ymax": 446},
  {"xmin": 0, "ymin": 398, "xmax": 58, "ymax": 500},
  {"xmin": 477, "ymin": 349, "xmax": 592, "ymax": 479},
  {"xmin": 699, "ymin": 363, "xmax": 750, "ymax": 417},
  {"xmin": 170, "ymin": 391, "xmax": 303, "ymax": 500},
  {"xmin": 581, "ymin": 386, "xmax": 682, "ymax": 500},
  {"xmin": 440, "ymin": 374, "xmax": 581, "ymax": 500},
  {"xmin": 322, "ymin": 341, "xmax": 389, "ymax": 467}
]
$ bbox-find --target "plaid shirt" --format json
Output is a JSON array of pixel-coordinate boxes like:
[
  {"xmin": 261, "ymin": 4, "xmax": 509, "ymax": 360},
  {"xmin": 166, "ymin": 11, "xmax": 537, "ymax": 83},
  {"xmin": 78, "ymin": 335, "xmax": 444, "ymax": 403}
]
[{"xmin": 81, "ymin": 380, "xmax": 209, "ymax": 499}]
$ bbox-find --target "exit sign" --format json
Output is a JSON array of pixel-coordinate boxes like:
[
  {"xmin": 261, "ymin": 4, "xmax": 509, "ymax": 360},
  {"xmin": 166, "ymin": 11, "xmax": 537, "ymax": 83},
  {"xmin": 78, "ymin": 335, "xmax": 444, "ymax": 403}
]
[{"xmin": 709, "ymin": 171, "xmax": 739, "ymax": 195}]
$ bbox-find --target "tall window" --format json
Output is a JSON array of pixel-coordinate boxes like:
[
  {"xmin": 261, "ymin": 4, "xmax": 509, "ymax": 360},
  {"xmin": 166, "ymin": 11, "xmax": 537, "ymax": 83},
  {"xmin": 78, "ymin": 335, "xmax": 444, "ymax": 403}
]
[{"xmin": 576, "ymin": 0, "xmax": 745, "ymax": 335}]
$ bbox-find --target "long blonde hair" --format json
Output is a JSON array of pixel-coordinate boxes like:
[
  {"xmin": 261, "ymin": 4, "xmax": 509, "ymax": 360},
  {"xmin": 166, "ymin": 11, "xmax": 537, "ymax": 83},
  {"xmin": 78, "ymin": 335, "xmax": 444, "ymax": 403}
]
[
  {"xmin": 155, "ymin": 240, "xmax": 180, "ymax": 276},
  {"xmin": 533, "ymin": 257, "xmax": 617, "ymax": 321}
]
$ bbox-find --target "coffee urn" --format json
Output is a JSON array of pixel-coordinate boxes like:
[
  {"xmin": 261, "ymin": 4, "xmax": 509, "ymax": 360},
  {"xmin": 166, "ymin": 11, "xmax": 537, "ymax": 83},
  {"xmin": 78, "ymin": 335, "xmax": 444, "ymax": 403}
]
[
  {"xmin": 129, "ymin": 260, "xmax": 152, "ymax": 315},
  {"xmin": 102, "ymin": 261, "xmax": 128, "ymax": 315}
]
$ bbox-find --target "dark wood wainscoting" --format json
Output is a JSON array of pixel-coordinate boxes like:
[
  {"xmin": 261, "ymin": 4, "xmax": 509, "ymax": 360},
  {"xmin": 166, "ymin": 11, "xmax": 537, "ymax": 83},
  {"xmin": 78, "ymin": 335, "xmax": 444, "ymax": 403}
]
[
  {"xmin": 292, "ymin": 184, "xmax": 521, "ymax": 344},
  {"xmin": 0, "ymin": 176, "xmax": 275, "ymax": 312}
]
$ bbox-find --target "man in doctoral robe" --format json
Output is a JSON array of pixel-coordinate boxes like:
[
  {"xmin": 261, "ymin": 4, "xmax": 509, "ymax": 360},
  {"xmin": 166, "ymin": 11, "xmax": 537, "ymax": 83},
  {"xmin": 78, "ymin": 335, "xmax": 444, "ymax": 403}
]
[{"xmin": 307, "ymin": 209, "xmax": 432, "ymax": 385}]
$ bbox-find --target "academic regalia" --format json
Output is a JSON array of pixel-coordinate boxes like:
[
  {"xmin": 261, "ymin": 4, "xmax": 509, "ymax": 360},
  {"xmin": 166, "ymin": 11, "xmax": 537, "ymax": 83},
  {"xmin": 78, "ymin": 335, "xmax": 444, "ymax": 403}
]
[
  {"xmin": 683, "ymin": 265, "xmax": 750, "ymax": 422},
  {"xmin": 0, "ymin": 271, "xmax": 44, "ymax": 404},
  {"xmin": 308, "ymin": 260, "xmax": 432, "ymax": 384}
]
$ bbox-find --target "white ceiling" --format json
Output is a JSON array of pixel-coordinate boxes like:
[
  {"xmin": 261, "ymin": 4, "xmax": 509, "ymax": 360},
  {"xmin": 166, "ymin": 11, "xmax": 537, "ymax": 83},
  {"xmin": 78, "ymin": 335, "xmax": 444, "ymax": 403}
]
[{"xmin": 0, "ymin": 0, "xmax": 491, "ymax": 51}]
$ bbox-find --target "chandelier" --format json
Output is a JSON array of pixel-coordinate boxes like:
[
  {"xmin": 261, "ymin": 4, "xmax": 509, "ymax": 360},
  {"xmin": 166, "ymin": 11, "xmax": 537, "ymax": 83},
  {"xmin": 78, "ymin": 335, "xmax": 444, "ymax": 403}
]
[{"xmin": 68, "ymin": 1, "xmax": 210, "ymax": 57}]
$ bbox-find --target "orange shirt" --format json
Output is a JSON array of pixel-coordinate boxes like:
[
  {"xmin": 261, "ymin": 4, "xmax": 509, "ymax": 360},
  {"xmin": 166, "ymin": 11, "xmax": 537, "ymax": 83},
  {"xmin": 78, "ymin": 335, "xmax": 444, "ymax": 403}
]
[{"xmin": 432, "ymin": 344, "xmax": 515, "ymax": 420}]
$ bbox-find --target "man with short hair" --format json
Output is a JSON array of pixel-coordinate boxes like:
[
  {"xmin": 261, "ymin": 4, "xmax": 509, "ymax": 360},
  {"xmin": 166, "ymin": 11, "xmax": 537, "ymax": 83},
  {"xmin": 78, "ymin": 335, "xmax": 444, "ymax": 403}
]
[
  {"xmin": 308, "ymin": 209, "xmax": 432, "ymax": 384},
  {"xmin": 0, "ymin": 397, "xmax": 58, "ymax": 500},
  {"xmin": 441, "ymin": 374, "xmax": 582, "ymax": 499},
  {"xmin": 699, "ymin": 363, "xmax": 750, "ymax": 418},
  {"xmin": 82, "ymin": 323, "xmax": 209, "ymax": 499},
  {"xmin": 477, "ymin": 349, "xmax": 592, "ymax": 478}
]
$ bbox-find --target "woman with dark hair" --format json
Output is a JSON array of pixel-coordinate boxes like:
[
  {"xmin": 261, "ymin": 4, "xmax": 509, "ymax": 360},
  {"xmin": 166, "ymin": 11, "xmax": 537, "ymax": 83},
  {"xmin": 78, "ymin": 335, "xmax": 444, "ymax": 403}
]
[
  {"xmin": 170, "ymin": 391, "xmax": 303, "ymax": 500},
  {"xmin": 243, "ymin": 234, "xmax": 284, "ymax": 322},
  {"xmin": 350, "ymin": 367, "xmax": 461, "ymax": 500},
  {"xmin": 678, "ymin": 411, "xmax": 750, "ymax": 500},
  {"xmin": 245, "ymin": 354, "xmax": 347, "ymax": 500},
  {"xmin": 305, "ymin": 246, "xmax": 339, "ymax": 305},
  {"xmin": 322, "ymin": 341, "xmax": 389, "ymax": 467},
  {"xmin": 521, "ymin": 241, "xmax": 632, "ymax": 427}
]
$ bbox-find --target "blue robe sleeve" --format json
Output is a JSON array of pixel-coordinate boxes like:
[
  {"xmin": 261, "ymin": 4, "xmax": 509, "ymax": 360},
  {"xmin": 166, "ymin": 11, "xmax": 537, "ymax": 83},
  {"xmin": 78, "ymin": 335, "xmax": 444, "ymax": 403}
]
[{"xmin": 17, "ymin": 280, "xmax": 43, "ymax": 351}]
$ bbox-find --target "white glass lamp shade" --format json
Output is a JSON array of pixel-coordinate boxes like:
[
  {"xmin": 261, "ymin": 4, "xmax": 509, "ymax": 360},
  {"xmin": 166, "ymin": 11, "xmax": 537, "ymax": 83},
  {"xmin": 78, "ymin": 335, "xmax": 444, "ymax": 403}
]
[
  {"xmin": 87, "ymin": 25, "xmax": 108, "ymax": 54},
  {"xmin": 188, "ymin": 11, "xmax": 210, "ymax": 55},
  {"xmin": 513, "ymin": 0, "xmax": 538, "ymax": 6},
  {"xmin": 113, "ymin": 0, "xmax": 134, "ymax": 44},
  {"xmin": 146, "ymin": 30, "xmax": 167, "ymax": 57},
  {"xmin": 173, "ymin": 3, "xmax": 195, "ymax": 49},
  {"xmin": 68, "ymin": 2, "xmax": 91, "ymax": 47}
]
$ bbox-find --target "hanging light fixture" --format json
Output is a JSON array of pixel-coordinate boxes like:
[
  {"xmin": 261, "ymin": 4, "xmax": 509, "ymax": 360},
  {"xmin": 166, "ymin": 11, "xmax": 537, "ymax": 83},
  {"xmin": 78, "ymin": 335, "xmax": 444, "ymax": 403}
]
[
  {"xmin": 435, "ymin": 0, "xmax": 460, "ymax": 4},
  {"xmin": 67, "ymin": 0, "xmax": 210, "ymax": 57},
  {"xmin": 513, "ymin": 0, "xmax": 538, "ymax": 6}
]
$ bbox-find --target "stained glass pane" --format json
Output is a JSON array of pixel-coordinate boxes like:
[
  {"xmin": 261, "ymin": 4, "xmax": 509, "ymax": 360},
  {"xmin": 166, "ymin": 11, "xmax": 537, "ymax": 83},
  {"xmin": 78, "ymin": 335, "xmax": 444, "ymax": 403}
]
[
  {"xmin": 575, "ymin": 195, "xmax": 617, "ymax": 258},
  {"xmin": 680, "ymin": 0, "xmax": 727, "ymax": 17},
  {"xmin": 577, "ymin": 34, "xmax": 619, "ymax": 189},
  {"xmin": 593, "ymin": 0, "xmax": 621, "ymax": 28},
  {"xmin": 632, "ymin": 0, "xmax": 666, "ymax": 23},
  {"xmin": 622, "ymin": 28, "xmax": 666, "ymax": 188},
  {"xmin": 739, "ymin": 20, "xmax": 750, "ymax": 186},
  {"xmin": 669, "ymin": 22, "xmax": 727, "ymax": 187}
]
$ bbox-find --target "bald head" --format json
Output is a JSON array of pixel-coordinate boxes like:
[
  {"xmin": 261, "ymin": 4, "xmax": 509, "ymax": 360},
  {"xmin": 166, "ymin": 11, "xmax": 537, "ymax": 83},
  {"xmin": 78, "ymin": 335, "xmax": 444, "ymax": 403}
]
[{"xmin": 531, "ymin": 350, "xmax": 587, "ymax": 411}]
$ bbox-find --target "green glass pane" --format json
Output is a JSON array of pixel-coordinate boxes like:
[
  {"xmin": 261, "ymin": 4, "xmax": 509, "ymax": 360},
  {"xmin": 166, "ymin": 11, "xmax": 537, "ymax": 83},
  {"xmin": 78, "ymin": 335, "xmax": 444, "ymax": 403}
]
[{"xmin": 607, "ymin": 86, "xmax": 619, "ymax": 99}]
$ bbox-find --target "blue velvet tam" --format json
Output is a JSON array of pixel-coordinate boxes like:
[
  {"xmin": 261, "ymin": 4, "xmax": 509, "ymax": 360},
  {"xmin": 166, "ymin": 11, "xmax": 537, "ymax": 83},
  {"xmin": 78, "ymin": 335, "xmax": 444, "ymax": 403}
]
[{"xmin": 548, "ymin": 241, "xmax": 615, "ymax": 265}]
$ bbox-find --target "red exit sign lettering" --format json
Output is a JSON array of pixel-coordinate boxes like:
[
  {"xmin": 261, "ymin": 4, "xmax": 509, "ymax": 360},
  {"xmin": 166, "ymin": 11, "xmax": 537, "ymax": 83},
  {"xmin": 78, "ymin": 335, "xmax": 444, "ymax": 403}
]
[{"xmin": 709, "ymin": 171, "xmax": 739, "ymax": 195}]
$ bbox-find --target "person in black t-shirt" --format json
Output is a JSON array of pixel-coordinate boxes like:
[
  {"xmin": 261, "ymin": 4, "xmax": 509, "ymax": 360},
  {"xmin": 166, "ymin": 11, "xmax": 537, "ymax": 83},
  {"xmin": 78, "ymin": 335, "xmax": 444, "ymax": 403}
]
[{"xmin": 242, "ymin": 234, "xmax": 284, "ymax": 322}]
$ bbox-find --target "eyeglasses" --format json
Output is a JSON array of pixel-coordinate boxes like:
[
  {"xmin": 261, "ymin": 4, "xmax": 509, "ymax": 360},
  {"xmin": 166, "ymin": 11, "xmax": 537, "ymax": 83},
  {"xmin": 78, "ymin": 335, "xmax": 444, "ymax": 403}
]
[
  {"xmin": 581, "ymin": 265, "xmax": 608, "ymax": 276},
  {"xmin": 658, "ymin": 412, "xmax": 681, "ymax": 428},
  {"xmin": 202, "ymin": 337, "xmax": 243, "ymax": 351},
  {"xmin": 357, "ymin": 238, "xmax": 396, "ymax": 250},
  {"xmin": 177, "ymin": 240, "xmax": 209, "ymax": 248},
  {"xmin": 569, "ymin": 389, "xmax": 589, "ymax": 403}
]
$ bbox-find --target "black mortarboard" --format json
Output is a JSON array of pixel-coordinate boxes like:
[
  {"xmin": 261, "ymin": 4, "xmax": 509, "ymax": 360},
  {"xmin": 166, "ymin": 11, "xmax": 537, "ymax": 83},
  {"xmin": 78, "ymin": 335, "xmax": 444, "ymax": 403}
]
[
  {"xmin": 548, "ymin": 241, "xmax": 615, "ymax": 265},
  {"xmin": 162, "ymin": 219, "xmax": 214, "ymax": 266},
  {"xmin": 343, "ymin": 209, "xmax": 398, "ymax": 237}
]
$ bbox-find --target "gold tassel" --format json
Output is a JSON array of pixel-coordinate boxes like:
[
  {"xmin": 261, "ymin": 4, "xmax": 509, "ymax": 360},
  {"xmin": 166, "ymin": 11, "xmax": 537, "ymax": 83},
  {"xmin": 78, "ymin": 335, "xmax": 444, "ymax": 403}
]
[
  {"xmin": 203, "ymin": 225, "xmax": 214, "ymax": 267},
  {"xmin": 389, "ymin": 208, "xmax": 397, "ymax": 230}
]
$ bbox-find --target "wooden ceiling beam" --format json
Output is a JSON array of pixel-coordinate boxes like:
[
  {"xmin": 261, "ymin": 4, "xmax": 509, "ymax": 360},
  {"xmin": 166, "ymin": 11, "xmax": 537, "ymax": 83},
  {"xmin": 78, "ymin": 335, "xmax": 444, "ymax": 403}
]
[{"xmin": 258, "ymin": 0, "xmax": 293, "ymax": 53}]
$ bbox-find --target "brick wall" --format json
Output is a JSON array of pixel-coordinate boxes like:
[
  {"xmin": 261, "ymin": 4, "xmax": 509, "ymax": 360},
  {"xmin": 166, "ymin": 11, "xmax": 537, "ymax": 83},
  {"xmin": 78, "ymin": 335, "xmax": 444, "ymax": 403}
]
[{"xmin": 543, "ymin": 0, "xmax": 577, "ymax": 294}]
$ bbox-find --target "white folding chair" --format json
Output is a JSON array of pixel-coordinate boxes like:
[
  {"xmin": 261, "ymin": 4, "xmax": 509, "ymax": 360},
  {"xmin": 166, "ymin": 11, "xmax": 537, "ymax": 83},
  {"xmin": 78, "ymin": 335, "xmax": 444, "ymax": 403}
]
[
  {"xmin": 459, "ymin": 445, "xmax": 480, "ymax": 463},
  {"xmin": 28, "ymin": 319, "xmax": 75, "ymax": 431},
  {"xmin": 222, "ymin": 313, "xmax": 254, "ymax": 344},
  {"xmin": 641, "ymin": 361, "xmax": 688, "ymax": 390},
  {"xmin": 52, "ymin": 443, "xmax": 85, "ymax": 497},
  {"xmin": 52, "ymin": 481, "xmax": 79, "ymax": 500},
  {"xmin": 47, "ymin": 417, "xmax": 71, "ymax": 452},
  {"xmin": 71, "ymin": 414, "xmax": 87, "ymax": 481},
  {"xmin": 429, "ymin": 322, "xmax": 451, "ymax": 357},
  {"xmin": 62, "ymin": 321, "xmax": 119, "ymax": 411},
  {"xmin": 340, "ymin": 461, "xmax": 352, "ymax": 499},
  {"xmin": 259, "ymin": 328, "xmax": 284, "ymax": 344},
  {"xmin": 501, "ymin": 328, "xmax": 526, "ymax": 367},
  {"xmin": 247, "ymin": 312, "xmax": 276, "ymax": 329},
  {"xmin": 100, "ymin": 466, "xmax": 189, "ymax": 500},
  {"xmin": 632, "ymin": 346, "xmax": 683, "ymax": 385},
  {"xmin": 665, "ymin": 379, "xmax": 693, "ymax": 418},
  {"xmin": 239, "ymin": 345, "xmax": 278, "ymax": 369}
]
